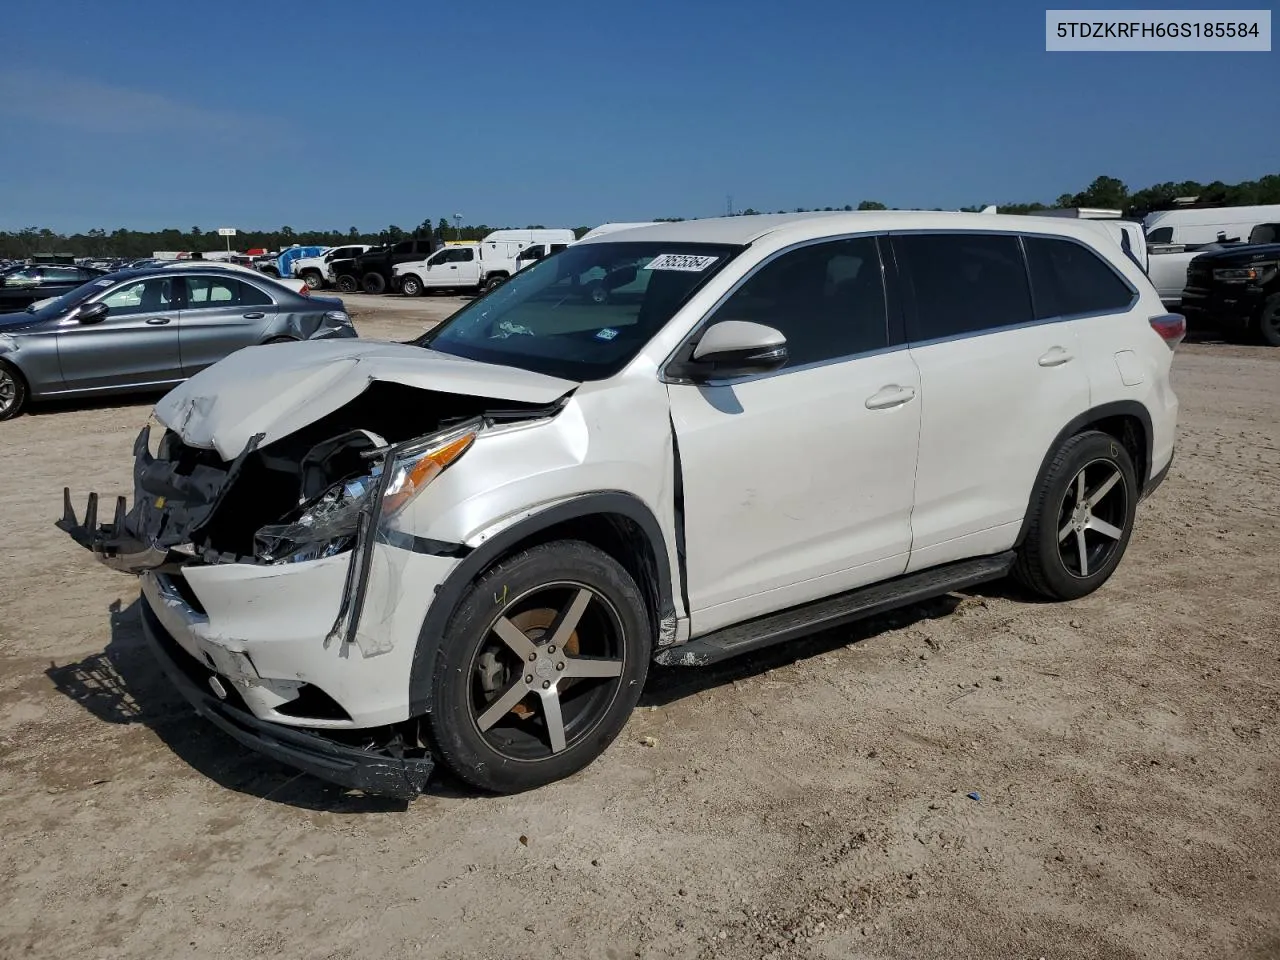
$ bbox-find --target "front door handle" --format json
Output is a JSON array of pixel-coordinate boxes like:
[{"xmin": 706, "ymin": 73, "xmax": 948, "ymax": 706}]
[
  {"xmin": 242, "ymin": 312, "xmax": 265, "ymax": 319},
  {"xmin": 1038, "ymin": 346, "xmax": 1074, "ymax": 367},
  {"xmin": 144, "ymin": 317, "xmax": 171, "ymax": 325},
  {"xmin": 865, "ymin": 385, "xmax": 917, "ymax": 410},
  {"xmin": 449, "ymin": 265, "xmax": 458, "ymax": 270}
]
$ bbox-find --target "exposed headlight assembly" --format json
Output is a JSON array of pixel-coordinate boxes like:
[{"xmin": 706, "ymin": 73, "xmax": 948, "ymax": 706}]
[{"xmin": 254, "ymin": 423, "xmax": 477, "ymax": 564}]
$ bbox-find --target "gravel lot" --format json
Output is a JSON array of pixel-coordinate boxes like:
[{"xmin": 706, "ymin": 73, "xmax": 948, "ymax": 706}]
[{"xmin": 1, "ymin": 295, "xmax": 1277, "ymax": 960}]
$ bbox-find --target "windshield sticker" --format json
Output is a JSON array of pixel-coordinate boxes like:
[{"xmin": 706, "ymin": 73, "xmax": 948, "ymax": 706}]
[
  {"xmin": 645, "ymin": 254, "xmax": 719, "ymax": 272},
  {"xmin": 595, "ymin": 327, "xmax": 619, "ymax": 341}
]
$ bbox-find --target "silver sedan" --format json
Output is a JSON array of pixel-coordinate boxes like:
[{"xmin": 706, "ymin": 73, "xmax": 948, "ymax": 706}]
[{"xmin": 0, "ymin": 266, "xmax": 356, "ymax": 420}]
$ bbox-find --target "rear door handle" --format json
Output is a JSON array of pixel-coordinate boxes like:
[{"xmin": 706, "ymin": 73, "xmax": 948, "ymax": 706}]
[
  {"xmin": 865, "ymin": 385, "xmax": 917, "ymax": 410},
  {"xmin": 144, "ymin": 317, "xmax": 171, "ymax": 325},
  {"xmin": 1038, "ymin": 346, "xmax": 1074, "ymax": 367},
  {"xmin": 242, "ymin": 312, "xmax": 265, "ymax": 319}
]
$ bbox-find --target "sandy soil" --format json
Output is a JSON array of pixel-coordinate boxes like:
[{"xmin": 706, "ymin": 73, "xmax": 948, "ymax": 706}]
[{"xmin": 1, "ymin": 299, "xmax": 1277, "ymax": 960}]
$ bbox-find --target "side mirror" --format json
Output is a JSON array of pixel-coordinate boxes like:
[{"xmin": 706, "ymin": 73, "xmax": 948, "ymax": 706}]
[
  {"xmin": 673, "ymin": 320, "xmax": 788, "ymax": 381},
  {"xmin": 77, "ymin": 302, "xmax": 109, "ymax": 324}
]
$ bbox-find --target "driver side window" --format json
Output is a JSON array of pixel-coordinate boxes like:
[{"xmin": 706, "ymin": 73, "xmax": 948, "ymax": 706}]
[
  {"xmin": 710, "ymin": 237, "xmax": 888, "ymax": 368},
  {"xmin": 101, "ymin": 278, "xmax": 173, "ymax": 316}
]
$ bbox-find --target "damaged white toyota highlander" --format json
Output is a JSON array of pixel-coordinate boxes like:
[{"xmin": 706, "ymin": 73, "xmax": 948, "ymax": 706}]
[{"xmin": 60, "ymin": 213, "xmax": 1181, "ymax": 797}]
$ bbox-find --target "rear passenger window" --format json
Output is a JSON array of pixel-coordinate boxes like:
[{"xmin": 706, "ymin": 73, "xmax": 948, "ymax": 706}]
[
  {"xmin": 894, "ymin": 234, "xmax": 1033, "ymax": 341},
  {"xmin": 710, "ymin": 237, "xmax": 887, "ymax": 367},
  {"xmin": 1146, "ymin": 227, "xmax": 1174, "ymax": 244},
  {"xmin": 185, "ymin": 277, "xmax": 271, "ymax": 307},
  {"xmin": 238, "ymin": 281, "xmax": 273, "ymax": 306},
  {"xmin": 1024, "ymin": 236, "xmax": 1133, "ymax": 319}
]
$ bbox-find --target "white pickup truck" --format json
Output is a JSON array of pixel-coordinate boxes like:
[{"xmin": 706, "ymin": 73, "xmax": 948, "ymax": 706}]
[{"xmin": 392, "ymin": 242, "xmax": 500, "ymax": 296}]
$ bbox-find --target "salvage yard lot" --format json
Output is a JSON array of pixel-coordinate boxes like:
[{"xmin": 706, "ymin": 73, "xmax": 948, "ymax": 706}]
[{"xmin": 1, "ymin": 296, "xmax": 1278, "ymax": 960}]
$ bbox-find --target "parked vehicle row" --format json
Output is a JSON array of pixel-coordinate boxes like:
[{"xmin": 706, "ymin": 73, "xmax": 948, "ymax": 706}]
[{"xmin": 60, "ymin": 211, "xmax": 1179, "ymax": 798}]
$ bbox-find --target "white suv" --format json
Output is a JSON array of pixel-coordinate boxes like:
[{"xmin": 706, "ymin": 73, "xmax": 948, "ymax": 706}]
[{"xmin": 62, "ymin": 212, "xmax": 1181, "ymax": 796}]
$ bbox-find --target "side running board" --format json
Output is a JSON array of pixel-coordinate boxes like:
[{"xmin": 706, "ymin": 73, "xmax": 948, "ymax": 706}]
[{"xmin": 654, "ymin": 552, "xmax": 1016, "ymax": 667}]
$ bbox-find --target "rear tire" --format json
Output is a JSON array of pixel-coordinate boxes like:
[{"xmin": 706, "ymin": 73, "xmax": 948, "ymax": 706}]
[
  {"xmin": 0, "ymin": 361, "xmax": 28, "ymax": 421},
  {"xmin": 1014, "ymin": 430, "xmax": 1138, "ymax": 601},
  {"xmin": 335, "ymin": 274, "xmax": 359, "ymax": 293},
  {"xmin": 427, "ymin": 540, "xmax": 651, "ymax": 794},
  {"xmin": 361, "ymin": 272, "xmax": 387, "ymax": 295},
  {"xmin": 400, "ymin": 274, "xmax": 423, "ymax": 297},
  {"xmin": 1258, "ymin": 295, "xmax": 1280, "ymax": 347},
  {"xmin": 483, "ymin": 274, "xmax": 506, "ymax": 293}
]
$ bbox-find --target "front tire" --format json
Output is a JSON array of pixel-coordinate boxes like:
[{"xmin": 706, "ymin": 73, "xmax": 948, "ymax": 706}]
[
  {"xmin": 1014, "ymin": 430, "xmax": 1138, "ymax": 600},
  {"xmin": 335, "ymin": 274, "xmax": 359, "ymax": 293},
  {"xmin": 427, "ymin": 540, "xmax": 651, "ymax": 793},
  {"xmin": 0, "ymin": 361, "xmax": 28, "ymax": 421},
  {"xmin": 299, "ymin": 270, "xmax": 325, "ymax": 290},
  {"xmin": 400, "ymin": 274, "xmax": 423, "ymax": 297},
  {"xmin": 1258, "ymin": 295, "xmax": 1280, "ymax": 348}
]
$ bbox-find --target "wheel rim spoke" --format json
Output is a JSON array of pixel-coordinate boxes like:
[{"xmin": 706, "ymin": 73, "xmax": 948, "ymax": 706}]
[
  {"xmin": 539, "ymin": 688, "xmax": 567, "ymax": 753},
  {"xmin": 1075, "ymin": 469, "xmax": 1087, "ymax": 506},
  {"xmin": 1086, "ymin": 469, "xmax": 1121, "ymax": 509},
  {"xmin": 1058, "ymin": 518, "xmax": 1074, "ymax": 543},
  {"xmin": 492, "ymin": 616, "xmax": 539, "ymax": 661},
  {"xmin": 546, "ymin": 587, "xmax": 592, "ymax": 652},
  {"xmin": 1075, "ymin": 529, "xmax": 1089, "ymax": 577},
  {"xmin": 561, "ymin": 656, "xmax": 624, "ymax": 679},
  {"xmin": 476, "ymin": 678, "xmax": 530, "ymax": 732},
  {"xmin": 1086, "ymin": 515, "xmax": 1124, "ymax": 540}
]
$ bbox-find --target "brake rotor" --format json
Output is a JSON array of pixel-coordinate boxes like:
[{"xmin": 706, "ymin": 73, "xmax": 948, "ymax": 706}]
[{"xmin": 504, "ymin": 607, "xmax": 580, "ymax": 720}]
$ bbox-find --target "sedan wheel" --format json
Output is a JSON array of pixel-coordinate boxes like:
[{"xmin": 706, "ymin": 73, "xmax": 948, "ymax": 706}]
[{"xmin": 0, "ymin": 363, "xmax": 28, "ymax": 421}]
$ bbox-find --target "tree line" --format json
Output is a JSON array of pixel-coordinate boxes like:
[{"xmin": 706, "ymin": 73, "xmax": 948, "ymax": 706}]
[{"xmin": 3, "ymin": 172, "xmax": 1277, "ymax": 259}]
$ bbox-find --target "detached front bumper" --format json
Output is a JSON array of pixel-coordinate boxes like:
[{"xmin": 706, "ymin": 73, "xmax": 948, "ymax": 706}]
[{"xmin": 139, "ymin": 597, "xmax": 434, "ymax": 798}]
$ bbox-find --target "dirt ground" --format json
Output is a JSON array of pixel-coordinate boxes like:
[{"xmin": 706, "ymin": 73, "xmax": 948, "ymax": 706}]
[{"xmin": 1, "ymin": 296, "xmax": 1278, "ymax": 960}]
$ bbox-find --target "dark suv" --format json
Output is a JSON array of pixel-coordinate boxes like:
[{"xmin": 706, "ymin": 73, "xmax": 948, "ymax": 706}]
[
  {"xmin": 331, "ymin": 239, "xmax": 438, "ymax": 294},
  {"xmin": 1181, "ymin": 223, "xmax": 1280, "ymax": 346}
]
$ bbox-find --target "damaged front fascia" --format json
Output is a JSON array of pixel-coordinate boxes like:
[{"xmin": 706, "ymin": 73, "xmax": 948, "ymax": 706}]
[
  {"xmin": 59, "ymin": 425, "xmax": 265, "ymax": 574},
  {"xmin": 324, "ymin": 417, "xmax": 489, "ymax": 652}
]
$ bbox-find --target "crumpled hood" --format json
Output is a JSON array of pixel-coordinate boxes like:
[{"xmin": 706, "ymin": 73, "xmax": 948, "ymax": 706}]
[{"xmin": 155, "ymin": 339, "xmax": 579, "ymax": 460}]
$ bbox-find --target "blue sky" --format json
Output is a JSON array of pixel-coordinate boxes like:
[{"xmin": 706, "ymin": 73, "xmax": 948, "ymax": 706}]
[{"xmin": 1, "ymin": 0, "xmax": 1276, "ymax": 233}]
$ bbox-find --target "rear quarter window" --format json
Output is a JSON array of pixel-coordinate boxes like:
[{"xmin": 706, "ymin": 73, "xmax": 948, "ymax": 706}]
[{"xmin": 1023, "ymin": 236, "xmax": 1134, "ymax": 319}]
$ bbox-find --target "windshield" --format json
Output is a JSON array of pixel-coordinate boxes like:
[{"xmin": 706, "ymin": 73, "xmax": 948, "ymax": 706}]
[
  {"xmin": 420, "ymin": 241, "xmax": 740, "ymax": 380},
  {"xmin": 23, "ymin": 275, "xmax": 118, "ymax": 316}
]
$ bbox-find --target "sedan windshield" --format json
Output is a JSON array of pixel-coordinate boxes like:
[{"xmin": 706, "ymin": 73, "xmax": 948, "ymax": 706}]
[
  {"xmin": 22, "ymin": 275, "xmax": 117, "ymax": 316},
  {"xmin": 420, "ymin": 241, "xmax": 741, "ymax": 381}
]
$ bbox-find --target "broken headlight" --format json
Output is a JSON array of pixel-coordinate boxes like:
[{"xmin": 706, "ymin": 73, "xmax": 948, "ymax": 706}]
[
  {"xmin": 254, "ymin": 425, "xmax": 477, "ymax": 564},
  {"xmin": 254, "ymin": 473, "xmax": 378, "ymax": 564}
]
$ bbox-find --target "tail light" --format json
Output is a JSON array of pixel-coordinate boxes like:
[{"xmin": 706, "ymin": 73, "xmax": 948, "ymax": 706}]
[
  {"xmin": 1149, "ymin": 313, "xmax": 1186, "ymax": 349},
  {"xmin": 299, "ymin": 284, "xmax": 311, "ymax": 297}
]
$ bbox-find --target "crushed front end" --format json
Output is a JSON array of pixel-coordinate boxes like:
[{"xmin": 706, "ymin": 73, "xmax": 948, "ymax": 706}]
[{"xmin": 58, "ymin": 379, "xmax": 567, "ymax": 799}]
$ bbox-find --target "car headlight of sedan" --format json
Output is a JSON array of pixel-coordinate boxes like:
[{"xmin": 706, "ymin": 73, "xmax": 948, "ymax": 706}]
[{"xmin": 254, "ymin": 425, "xmax": 477, "ymax": 564}]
